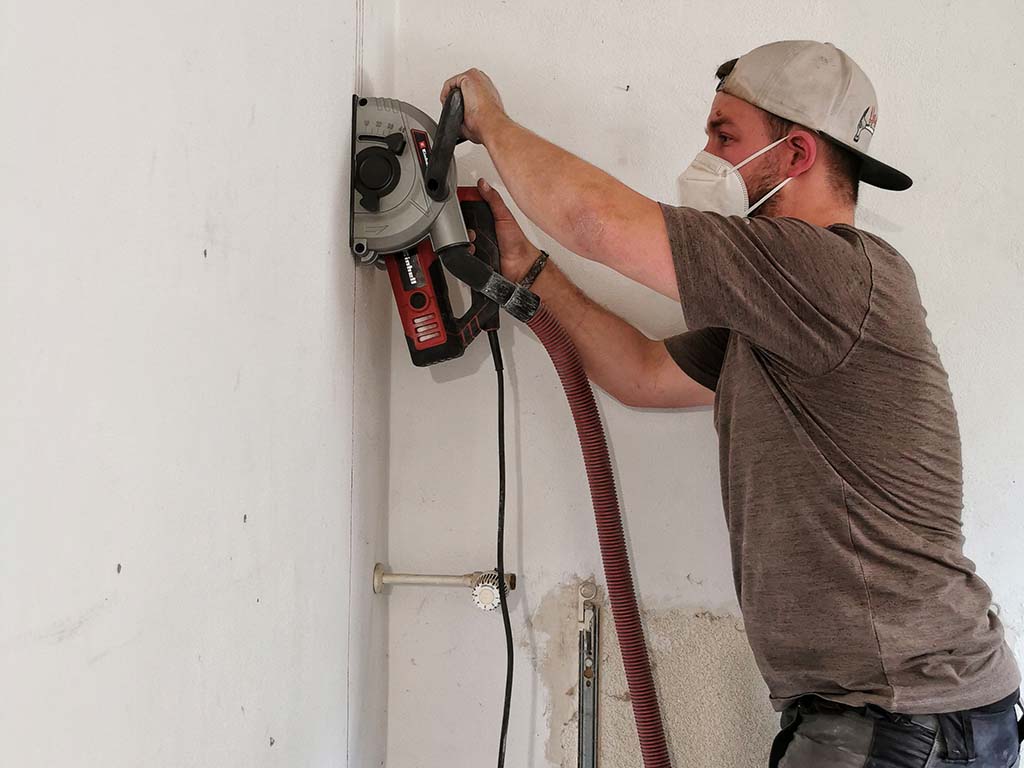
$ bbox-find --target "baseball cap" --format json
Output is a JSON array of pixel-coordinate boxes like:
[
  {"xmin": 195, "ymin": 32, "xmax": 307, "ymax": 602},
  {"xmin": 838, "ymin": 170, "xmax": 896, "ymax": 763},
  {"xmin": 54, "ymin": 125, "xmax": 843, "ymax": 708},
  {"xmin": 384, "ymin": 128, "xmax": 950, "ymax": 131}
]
[{"xmin": 717, "ymin": 40, "xmax": 912, "ymax": 191}]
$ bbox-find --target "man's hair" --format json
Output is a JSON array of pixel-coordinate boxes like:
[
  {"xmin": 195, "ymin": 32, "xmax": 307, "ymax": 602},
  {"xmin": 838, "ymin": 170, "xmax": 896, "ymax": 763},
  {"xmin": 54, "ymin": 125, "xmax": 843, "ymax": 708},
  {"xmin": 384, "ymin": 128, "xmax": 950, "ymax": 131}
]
[{"xmin": 715, "ymin": 58, "xmax": 861, "ymax": 205}]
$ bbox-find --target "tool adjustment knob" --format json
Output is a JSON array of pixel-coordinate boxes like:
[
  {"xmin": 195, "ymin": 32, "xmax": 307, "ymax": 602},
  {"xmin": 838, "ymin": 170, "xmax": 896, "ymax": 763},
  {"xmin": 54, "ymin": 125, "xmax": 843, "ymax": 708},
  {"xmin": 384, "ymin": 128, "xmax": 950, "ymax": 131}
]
[{"xmin": 354, "ymin": 142, "xmax": 402, "ymax": 213}]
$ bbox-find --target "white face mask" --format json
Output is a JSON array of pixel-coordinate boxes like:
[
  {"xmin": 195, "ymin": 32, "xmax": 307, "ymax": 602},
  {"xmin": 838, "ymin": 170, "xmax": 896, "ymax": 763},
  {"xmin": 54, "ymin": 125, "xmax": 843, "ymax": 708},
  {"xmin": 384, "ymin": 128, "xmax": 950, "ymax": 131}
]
[{"xmin": 676, "ymin": 136, "xmax": 793, "ymax": 216}]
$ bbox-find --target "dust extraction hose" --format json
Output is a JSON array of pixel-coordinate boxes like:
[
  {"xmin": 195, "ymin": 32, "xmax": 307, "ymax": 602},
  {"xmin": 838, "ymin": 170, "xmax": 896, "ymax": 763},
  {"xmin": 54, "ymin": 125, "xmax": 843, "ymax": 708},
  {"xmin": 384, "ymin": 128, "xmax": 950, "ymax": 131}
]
[{"xmin": 527, "ymin": 304, "xmax": 672, "ymax": 768}]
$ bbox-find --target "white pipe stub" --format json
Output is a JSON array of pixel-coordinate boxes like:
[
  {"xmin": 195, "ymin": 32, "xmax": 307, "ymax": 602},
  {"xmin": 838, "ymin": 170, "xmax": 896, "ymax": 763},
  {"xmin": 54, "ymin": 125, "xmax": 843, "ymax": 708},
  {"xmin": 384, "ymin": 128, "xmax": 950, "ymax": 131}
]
[{"xmin": 373, "ymin": 562, "xmax": 516, "ymax": 595}]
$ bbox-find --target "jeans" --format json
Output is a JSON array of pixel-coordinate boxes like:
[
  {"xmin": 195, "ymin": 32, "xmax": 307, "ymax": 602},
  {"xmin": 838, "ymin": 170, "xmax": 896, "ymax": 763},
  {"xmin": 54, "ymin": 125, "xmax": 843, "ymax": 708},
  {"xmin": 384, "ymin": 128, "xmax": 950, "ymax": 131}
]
[{"xmin": 771, "ymin": 691, "xmax": 1023, "ymax": 768}]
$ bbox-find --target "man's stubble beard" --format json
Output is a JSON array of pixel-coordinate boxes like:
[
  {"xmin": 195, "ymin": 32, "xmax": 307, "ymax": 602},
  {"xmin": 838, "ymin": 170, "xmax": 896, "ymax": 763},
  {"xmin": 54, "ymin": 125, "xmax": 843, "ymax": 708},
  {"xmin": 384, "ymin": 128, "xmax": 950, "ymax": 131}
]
[{"xmin": 746, "ymin": 156, "xmax": 787, "ymax": 218}]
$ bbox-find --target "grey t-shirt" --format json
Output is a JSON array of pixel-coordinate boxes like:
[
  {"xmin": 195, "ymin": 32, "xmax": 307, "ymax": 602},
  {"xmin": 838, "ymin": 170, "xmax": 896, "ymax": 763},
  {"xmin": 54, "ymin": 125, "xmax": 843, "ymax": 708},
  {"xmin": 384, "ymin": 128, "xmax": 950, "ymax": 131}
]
[{"xmin": 660, "ymin": 203, "xmax": 1020, "ymax": 714}]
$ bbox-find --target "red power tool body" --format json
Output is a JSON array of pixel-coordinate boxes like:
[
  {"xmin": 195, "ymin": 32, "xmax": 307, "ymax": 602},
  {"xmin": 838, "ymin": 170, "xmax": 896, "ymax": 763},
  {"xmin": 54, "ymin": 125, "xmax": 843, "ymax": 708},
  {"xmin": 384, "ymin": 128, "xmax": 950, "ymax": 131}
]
[{"xmin": 384, "ymin": 186, "xmax": 501, "ymax": 367}]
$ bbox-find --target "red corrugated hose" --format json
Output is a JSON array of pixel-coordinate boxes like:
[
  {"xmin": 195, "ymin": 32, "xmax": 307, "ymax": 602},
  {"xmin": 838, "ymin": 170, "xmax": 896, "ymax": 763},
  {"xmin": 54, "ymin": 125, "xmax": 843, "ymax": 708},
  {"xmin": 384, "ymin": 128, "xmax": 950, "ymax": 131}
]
[{"xmin": 528, "ymin": 304, "xmax": 672, "ymax": 768}]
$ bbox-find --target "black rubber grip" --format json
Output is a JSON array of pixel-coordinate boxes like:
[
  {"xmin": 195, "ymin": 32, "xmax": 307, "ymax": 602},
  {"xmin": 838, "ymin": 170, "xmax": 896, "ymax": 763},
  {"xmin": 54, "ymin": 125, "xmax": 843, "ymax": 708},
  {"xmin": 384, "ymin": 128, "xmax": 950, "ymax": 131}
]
[{"xmin": 425, "ymin": 88, "xmax": 463, "ymax": 202}]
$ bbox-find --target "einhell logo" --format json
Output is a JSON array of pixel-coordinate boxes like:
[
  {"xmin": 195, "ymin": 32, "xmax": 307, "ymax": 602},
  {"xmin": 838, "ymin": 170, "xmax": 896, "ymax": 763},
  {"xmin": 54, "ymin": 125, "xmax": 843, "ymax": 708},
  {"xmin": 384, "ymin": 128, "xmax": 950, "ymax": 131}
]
[
  {"xmin": 402, "ymin": 254, "xmax": 419, "ymax": 286},
  {"xmin": 854, "ymin": 106, "xmax": 878, "ymax": 143}
]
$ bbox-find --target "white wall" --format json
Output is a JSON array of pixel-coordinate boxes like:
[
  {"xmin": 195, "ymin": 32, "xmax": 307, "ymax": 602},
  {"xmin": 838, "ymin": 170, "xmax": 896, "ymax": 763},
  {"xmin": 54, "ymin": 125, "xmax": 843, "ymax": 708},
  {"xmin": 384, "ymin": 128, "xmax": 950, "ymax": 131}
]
[
  {"xmin": 1, "ymin": 2, "xmax": 388, "ymax": 766},
  {"xmin": 382, "ymin": 2, "xmax": 1024, "ymax": 767}
]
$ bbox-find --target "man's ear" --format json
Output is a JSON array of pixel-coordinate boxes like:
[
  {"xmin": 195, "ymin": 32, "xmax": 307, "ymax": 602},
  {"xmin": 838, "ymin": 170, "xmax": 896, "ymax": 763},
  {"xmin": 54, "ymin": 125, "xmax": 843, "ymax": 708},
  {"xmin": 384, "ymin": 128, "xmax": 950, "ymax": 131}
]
[{"xmin": 785, "ymin": 129, "xmax": 818, "ymax": 177}]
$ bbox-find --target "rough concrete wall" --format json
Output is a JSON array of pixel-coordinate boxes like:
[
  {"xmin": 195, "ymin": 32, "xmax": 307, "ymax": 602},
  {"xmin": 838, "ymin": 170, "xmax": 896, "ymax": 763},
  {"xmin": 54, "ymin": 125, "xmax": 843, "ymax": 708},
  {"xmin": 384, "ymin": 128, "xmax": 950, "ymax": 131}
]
[
  {"xmin": 382, "ymin": 1, "xmax": 1024, "ymax": 766},
  {"xmin": 599, "ymin": 609, "xmax": 776, "ymax": 768}
]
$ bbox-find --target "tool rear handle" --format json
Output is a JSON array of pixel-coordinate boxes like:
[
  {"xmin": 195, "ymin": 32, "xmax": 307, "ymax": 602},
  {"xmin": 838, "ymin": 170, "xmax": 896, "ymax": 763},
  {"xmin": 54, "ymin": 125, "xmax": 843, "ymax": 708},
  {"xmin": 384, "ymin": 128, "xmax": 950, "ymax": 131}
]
[
  {"xmin": 425, "ymin": 87, "xmax": 463, "ymax": 202},
  {"xmin": 456, "ymin": 190, "xmax": 502, "ymax": 334}
]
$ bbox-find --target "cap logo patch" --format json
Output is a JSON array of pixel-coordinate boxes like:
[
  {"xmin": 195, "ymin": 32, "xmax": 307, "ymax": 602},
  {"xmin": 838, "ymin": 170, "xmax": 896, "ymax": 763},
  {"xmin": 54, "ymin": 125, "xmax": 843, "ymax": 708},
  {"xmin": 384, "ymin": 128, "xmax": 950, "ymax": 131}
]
[{"xmin": 854, "ymin": 106, "xmax": 878, "ymax": 143}]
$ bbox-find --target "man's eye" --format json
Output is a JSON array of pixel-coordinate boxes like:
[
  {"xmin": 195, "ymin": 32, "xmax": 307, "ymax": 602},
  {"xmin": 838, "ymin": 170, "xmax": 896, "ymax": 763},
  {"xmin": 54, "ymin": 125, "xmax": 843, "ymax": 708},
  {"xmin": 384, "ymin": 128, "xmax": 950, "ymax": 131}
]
[{"xmin": 719, "ymin": 134, "xmax": 732, "ymax": 144}]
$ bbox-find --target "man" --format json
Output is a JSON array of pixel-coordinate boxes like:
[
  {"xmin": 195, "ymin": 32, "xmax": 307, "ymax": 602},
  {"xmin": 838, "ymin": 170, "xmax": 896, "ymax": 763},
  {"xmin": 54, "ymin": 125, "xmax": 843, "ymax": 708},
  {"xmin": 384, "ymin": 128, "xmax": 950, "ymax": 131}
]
[{"xmin": 443, "ymin": 41, "xmax": 1023, "ymax": 767}]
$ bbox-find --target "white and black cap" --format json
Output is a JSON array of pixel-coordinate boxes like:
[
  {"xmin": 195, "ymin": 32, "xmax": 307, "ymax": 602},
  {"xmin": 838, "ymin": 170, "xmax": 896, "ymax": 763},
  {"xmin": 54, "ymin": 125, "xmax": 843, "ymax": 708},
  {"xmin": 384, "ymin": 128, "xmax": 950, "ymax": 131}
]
[{"xmin": 718, "ymin": 40, "xmax": 912, "ymax": 191}]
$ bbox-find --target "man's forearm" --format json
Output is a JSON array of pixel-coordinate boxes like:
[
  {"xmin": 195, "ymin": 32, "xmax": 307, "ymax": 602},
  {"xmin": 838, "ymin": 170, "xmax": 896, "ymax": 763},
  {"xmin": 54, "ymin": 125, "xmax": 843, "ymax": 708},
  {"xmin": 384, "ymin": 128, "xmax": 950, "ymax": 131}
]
[
  {"xmin": 441, "ymin": 69, "xmax": 677, "ymax": 297},
  {"xmin": 483, "ymin": 116, "xmax": 648, "ymax": 267},
  {"xmin": 526, "ymin": 259, "xmax": 661, "ymax": 407}
]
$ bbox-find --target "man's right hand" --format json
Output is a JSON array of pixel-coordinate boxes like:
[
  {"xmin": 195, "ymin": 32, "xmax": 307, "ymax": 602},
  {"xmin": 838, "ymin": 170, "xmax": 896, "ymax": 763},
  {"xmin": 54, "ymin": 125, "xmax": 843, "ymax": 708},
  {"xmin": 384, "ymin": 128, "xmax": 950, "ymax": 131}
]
[
  {"xmin": 467, "ymin": 182, "xmax": 713, "ymax": 410},
  {"xmin": 439, "ymin": 69, "xmax": 508, "ymax": 145},
  {"xmin": 468, "ymin": 178, "xmax": 540, "ymax": 283}
]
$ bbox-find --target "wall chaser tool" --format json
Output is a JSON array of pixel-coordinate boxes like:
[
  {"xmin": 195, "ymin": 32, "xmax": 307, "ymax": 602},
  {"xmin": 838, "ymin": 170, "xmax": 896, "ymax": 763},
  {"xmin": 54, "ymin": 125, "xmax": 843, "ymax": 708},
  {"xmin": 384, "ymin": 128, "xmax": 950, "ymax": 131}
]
[
  {"xmin": 350, "ymin": 90, "xmax": 537, "ymax": 365},
  {"xmin": 349, "ymin": 89, "xmax": 672, "ymax": 768}
]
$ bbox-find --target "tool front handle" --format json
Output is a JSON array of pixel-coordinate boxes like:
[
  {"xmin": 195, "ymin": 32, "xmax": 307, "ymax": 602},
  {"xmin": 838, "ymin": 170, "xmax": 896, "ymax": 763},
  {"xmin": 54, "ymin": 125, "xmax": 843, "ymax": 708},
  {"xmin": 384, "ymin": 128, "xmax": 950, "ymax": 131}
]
[{"xmin": 425, "ymin": 87, "xmax": 463, "ymax": 203}]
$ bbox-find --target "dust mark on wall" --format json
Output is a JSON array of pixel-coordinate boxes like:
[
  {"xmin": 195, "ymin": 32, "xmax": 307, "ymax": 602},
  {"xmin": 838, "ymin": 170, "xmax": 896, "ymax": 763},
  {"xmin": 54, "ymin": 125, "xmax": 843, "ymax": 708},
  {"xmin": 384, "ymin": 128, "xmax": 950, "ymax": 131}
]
[
  {"xmin": 529, "ymin": 579, "xmax": 777, "ymax": 768},
  {"xmin": 87, "ymin": 629, "xmax": 142, "ymax": 667},
  {"xmin": 31, "ymin": 600, "xmax": 109, "ymax": 644}
]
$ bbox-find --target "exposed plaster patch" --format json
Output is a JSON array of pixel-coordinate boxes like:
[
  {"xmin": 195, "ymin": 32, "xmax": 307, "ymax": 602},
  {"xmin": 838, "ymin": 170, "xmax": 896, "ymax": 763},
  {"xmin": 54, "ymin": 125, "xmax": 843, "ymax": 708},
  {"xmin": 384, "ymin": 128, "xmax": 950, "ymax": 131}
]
[
  {"xmin": 523, "ymin": 577, "xmax": 585, "ymax": 767},
  {"xmin": 529, "ymin": 579, "xmax": 777, "ymax": 768}
]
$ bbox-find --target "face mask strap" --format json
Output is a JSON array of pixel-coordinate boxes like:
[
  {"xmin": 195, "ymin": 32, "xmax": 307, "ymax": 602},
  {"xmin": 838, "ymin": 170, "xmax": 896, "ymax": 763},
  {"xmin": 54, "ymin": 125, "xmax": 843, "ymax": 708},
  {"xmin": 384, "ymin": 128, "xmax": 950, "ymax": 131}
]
[
  {"xmin": 733, "ymin": 135, "xmax": 791, "ymax": 172},
  {"xmin": 746, "ymin": 176, "xmax": 793, "ymax": 215}
]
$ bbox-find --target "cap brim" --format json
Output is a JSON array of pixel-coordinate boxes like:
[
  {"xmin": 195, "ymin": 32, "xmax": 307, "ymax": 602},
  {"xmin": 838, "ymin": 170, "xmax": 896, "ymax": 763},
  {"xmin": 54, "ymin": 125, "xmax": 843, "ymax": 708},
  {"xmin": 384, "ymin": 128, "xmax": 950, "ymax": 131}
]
[{"xmin": 821, "ymin": 132, "xmax": 913, "ymax": 191}]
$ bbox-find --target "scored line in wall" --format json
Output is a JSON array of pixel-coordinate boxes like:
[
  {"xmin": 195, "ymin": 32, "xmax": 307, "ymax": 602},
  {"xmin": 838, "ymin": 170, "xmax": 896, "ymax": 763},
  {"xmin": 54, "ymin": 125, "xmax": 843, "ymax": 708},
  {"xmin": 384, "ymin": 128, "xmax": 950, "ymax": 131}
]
[
  {"xmin": 354, "ymin": 0, "xmax": 365, "ymax": 93},
  {"xmin": 346, "ymin": 5, "xmax": 365, "ymax": 768}
]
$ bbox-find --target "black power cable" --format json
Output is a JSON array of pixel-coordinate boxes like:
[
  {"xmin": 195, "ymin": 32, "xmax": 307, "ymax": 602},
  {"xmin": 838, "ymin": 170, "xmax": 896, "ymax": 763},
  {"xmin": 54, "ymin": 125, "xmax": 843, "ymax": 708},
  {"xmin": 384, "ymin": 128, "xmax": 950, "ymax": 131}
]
[{"xmin": 487, "ymin": 329, "xmax": 514, "ymax": 768}]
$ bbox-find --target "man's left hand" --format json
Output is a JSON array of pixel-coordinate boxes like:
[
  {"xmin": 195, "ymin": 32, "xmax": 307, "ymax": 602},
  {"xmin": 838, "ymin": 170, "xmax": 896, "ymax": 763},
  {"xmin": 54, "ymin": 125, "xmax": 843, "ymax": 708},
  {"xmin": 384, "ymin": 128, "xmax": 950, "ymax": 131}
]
[{"xmin": 440, "ymin": 68, "xmax": 507, "ymax": 145}]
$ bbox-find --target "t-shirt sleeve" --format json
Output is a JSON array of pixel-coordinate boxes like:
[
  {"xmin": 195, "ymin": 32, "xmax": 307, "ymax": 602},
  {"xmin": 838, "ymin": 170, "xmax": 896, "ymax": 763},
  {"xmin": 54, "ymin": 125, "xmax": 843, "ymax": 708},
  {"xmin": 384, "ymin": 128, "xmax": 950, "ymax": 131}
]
[
  {"xmin": 664, "ymin": 327, "xmax": 731, "ymax": 392},
  {"xmin": 659, "ymin": 203, "xmax": 873, "ymax": 377}
]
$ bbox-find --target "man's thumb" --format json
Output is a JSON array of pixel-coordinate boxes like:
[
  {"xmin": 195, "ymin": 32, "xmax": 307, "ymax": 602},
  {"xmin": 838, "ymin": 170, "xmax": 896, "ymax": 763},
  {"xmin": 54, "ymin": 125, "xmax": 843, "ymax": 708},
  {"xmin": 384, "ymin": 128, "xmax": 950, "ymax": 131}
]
[{"xmin": 477, "ymin": 178, "xmax": 513, "ymax": 221}]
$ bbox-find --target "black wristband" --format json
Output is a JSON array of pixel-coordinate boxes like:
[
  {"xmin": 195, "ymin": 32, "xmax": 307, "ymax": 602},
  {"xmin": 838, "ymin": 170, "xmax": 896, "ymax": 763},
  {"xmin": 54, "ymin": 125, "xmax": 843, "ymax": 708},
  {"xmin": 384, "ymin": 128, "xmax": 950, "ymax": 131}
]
[{"xmin": 519, "ymin": 250, "xmax": 549, "ymax": 290}]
